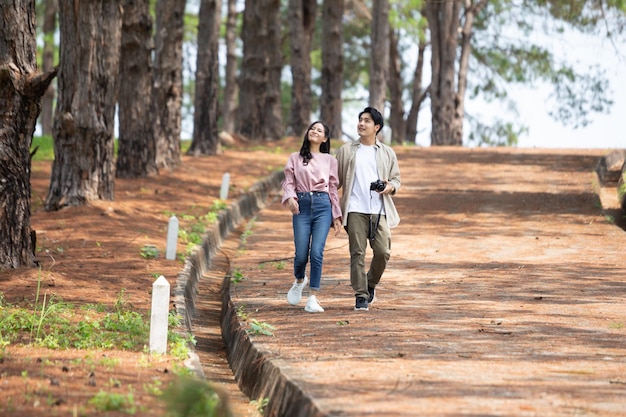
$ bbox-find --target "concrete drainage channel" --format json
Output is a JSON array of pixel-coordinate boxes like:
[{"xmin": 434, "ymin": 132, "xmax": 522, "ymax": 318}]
[{"xmin": 172, "ymin": 170, "xmax": 323, "ymax": 417}]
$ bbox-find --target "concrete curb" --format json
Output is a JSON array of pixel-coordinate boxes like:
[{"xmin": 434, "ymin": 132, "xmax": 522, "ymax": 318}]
[
  {"xmin": 173, "ymin": 169, "xmax": 283, "ymax": 371},
  {"xmin": 220, "ymin": 292, "xmax": 326, "ymax": 417},
  {"xmin": 173, "ymin": 167, "xmax": 325, "ymax": 416}
]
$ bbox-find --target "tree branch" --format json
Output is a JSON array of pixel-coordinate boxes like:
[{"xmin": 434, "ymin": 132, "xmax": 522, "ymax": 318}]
[{"xmin": 26, "ymin": 67, "xmax": 58, "ymax": 99}]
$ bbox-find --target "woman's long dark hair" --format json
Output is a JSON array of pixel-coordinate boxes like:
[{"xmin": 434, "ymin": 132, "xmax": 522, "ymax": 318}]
[{"xmin": 299, "ymin": 120, "xmax": 331, "ymax": 165}]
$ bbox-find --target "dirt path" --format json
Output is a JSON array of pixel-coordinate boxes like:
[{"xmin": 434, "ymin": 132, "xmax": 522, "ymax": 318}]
[
  {"xmin": 224, "ymin": 147, "xmax": 626, "ymax": 416},
  {"xmin": 2, "ymin": 144, "xmax": 624, "ymax": 417}
]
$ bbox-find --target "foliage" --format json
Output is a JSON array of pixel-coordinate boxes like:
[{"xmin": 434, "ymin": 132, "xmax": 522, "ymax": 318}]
[
  {"xmin": 247, "ymin": 319, "xmax": 275, "ymax": 336},
  {"xmin": 89, "ymin": 389, "xmax": 137, "ymax": 414},
  {"xmin": 161, "ymin": 376, "xmax": 232, "ymax": 417},
  {"xmin": 141, "ymin": 245, "xmax": 160, "ymax": 259},
  {"xmin": 30, "ymin": 135, "xmax": 55, "ymax": 161},
  {"xmin": 467, "ymin": 0, "xmax": 624, "ymax": 144},
  {"xmin": 167, "ymin": 199, "xmax": 227, "ymax": 257},
  {"xmin": 0, "ymin": 285, "xmax": 191, "ymax": 352},
  {"xmin": 30, "ymin": 1, "xmax": 626, "ymax": 149}
]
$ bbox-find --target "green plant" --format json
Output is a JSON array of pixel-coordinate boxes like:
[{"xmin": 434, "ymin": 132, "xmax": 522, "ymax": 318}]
[
  {"xmin": 251, "ymin": 397, "xmax": 269, "ymax": 415},
  {"xmin": 167, "ymin": 311, "xmax": 196, "ymax": 360},
  {"xmin": 0, "ymin": 287, "xmax": 153, "ymax": 350},
  {"xmin": 0, "ymin": 333, "xmax": 10, "ymax": 362},
  {"xmin": 247, "ymin": 319, "xmax": 275, "ymax": 336},
  {"xmin": 235, "ymin": 217, "xmax": 256, "ymax": 249},
  {"xmin": 230, "ymin": 268, "xmax": 246, "ymax": 285},
  {"xmin": 160, "ymin": 376, "xmax": 231, "ymax": 417},
  {"xmin": 236, "ymin": 305, "xmax": 248, "ymax": 321},
  {"xmin": 140, "ymin": 245, "xmax": 160, "ymax": 259},
  {"xmin": 144, "ymin": 378, "xmax": 163, "ymax": 396},
  {"xmin": 211, "ymin": 199, "xmax": 227, "ymax": 211},
  {"xmin": 88, "ymin": 389, "xmax": 137, "ymax": 414}
]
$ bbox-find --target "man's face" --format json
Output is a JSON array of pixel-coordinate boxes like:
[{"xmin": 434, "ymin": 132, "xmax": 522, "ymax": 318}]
[{"xmin": 357, "ymin": 113, "xmax": 379, "ymax": 138}]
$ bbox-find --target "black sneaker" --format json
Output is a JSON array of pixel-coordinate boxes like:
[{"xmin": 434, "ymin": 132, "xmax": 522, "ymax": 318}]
[
  {"xmin": 354, "ymin": 296, "xmax": 369, "ymax": 311},
  {"xmin": 367, "ymin": 287, "xmax": 376, "ymax": 304}
]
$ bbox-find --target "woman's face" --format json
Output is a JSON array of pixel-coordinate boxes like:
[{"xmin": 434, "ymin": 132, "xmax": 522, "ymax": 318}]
[{"xmin": 308, "ymin": 123, "xmax": 327, "ymax": 145}]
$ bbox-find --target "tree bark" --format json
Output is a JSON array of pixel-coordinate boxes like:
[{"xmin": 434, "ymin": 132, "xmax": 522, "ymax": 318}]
[
  {"xmin": 40, "ymin": 0, "xmax": 58, "ymax": 137},
  {"xmin": 221, "ymin": 0, "xmax": 238, "ymax": 134},
  {"xmin": 153, "ymin": 0, "xmax": 186, "ymax": 169},
  {"xmin": 425, "ymin": 0, "xmax": 463, "ymax": 146},
  {"xmin": 388, "ymin": 29, "xmax": 405, "ymax": 144},
  {"xmin": 369, "ymin": 0, "xmax": 390, "ymax": 115},
  {"xmin": 405, "ymin": 38, "xmax": 428, "ymax": 144},
  {"xmin": 117, "ymin": 0, "xmax": 158, "ymax": 178},
  {"xmin": 45, "ymin": 1, "xmax": 121, "ymax": 210},
  {"xmin": 320, "ymin": 0, "xmax": 344, "ymax": 140},
  {"xmin": 0, "ymin": 1, "xmax": 57, "ymax": 269},
  {"xmin": 236, "ymin": 0, "xmax": 284, "ymax": 141},
  {"xmin": 288, "ymin": 0, "xmax": 317, "ymax": 137},
  {"xmin": 425, "ymin": 0, "xmax": 486, "ymax": 146},
  {"xmin": 188, "ymin": 0, "xmax": 222, "ymax": 156}
]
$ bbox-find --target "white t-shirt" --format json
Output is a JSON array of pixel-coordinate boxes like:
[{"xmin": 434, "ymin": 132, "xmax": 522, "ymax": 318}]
[{"xmin": 348, "ymin": 144, "xmax": 385, "ymax": 215}]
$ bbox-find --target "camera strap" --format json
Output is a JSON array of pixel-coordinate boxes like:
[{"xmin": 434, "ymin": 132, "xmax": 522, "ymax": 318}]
[{"xmin": 368, "ymin": 196, "xmax": 384, "ymax": 241}]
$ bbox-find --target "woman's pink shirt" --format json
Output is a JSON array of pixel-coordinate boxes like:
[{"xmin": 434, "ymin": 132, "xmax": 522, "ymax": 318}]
[{"xmin": 281, "ymin": 152, "xmax": 342, "ymax": 220}]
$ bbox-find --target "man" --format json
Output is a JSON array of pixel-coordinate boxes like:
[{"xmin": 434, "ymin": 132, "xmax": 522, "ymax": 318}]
[{"xmin": 336, "ymin": 107, "xmax": 401, "ymax": 311}]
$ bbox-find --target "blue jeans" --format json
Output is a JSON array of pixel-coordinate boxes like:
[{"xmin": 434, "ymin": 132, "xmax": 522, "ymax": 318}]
[{"xmin": 292, "ymin": 191, "xmax": 332, "ymax": 290}]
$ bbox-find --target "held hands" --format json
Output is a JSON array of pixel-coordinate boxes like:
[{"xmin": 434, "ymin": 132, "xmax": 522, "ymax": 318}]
[
  {"xmin": 287, "ymin": 197, "xmax": 299, "ymax": 215},
  {"xmin": 332, "ymin": 217, "xmax": 342, "ymax": 236}
]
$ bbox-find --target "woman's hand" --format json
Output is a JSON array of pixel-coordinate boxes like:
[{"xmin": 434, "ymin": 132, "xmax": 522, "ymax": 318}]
[{"xmin": 287, "ymin": 197, "xmax": 300, "ymax": 215}]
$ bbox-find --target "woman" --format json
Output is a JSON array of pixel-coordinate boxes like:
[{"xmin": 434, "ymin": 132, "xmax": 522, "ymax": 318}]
[{"xmin": 281, "ymin": 121, "xmax": 342, "ymax": 313}]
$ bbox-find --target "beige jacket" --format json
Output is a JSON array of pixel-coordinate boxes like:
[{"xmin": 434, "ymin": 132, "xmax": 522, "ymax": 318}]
[{"xmin": 335, "ymin": 139, "xmax": 401, "ymax": 228}]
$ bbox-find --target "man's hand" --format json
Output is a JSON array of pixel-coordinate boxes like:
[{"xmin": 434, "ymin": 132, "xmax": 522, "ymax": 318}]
[
  {"xmin": 332, "ymin": 218, "xmax": 342, "ymax": 236},
  {"xmin": 380, "ymin": 181, "xmax": 395, "ymax": 195}
]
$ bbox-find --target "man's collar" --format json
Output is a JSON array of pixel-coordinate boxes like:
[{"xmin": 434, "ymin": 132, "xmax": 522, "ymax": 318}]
[{"xmin": 354, "ymin": 138, "xmax": 381, "ymax": 147}]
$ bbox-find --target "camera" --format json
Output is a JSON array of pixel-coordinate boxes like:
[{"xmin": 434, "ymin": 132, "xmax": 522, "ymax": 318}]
[{"xmin": 370, "ymin": 179, "xmax": 386, "ymax": 192}]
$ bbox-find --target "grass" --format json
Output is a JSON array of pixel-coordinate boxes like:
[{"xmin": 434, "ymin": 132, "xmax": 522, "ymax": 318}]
[
  {"xmin": 30, "ymin": 136, "xmax": 193, "ymax": 162},
  {"xmin": 0, "ymin": 285, "xmax": 192, "ymax": 353},
  {"xmin": 163, "ymin": 199, "xmax": 228, "ymax": 259},
  {"xmin": 22, "ymin": 134, "xmax": 267, "ymax": 416}
]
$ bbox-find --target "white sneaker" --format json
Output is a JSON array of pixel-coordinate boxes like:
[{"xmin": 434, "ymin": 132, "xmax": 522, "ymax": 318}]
[
  {"xmin": 287, "ymin": 275, "xmax": 307, "ymax": 305},
  {"xmin": 304, "ymin": 295, "xmax": 324, "ymax": 313}
]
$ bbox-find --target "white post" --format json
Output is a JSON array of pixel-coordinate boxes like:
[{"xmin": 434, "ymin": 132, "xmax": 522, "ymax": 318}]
[
  {"xmin": 149, "ymin": 275, "xmax": 170, "ymax": 354},
  {"xmin": 165, "ymin": 215, "xmax": 178, "ymax": 260},
  {"xmin": 220, "ymin": 172, "xmax": 230, "ymax": 200}
]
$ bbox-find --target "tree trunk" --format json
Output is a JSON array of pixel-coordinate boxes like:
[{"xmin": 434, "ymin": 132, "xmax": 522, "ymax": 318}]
[
  {"xmin": 405, "ymin": 37, "xmax": 428, "ymax": 144},
  {"xmin": 425, "ymin": 0, "xmax": 463, "ymax": 146},
  {"xmin": 45, "ymin": 1, "xmax": 121, "ymax": 211},
  {"xmin": 188, "ymin": 0, "xmax": 222, "ymax": 156},
  {"xmin": 236, "ymin": 0, "xmax": 284, "ymax": 141},
  {"xmin": 40, "ymin": 0, "xmax": 58, "ymax": 137},
  {"xmin": 388, "ymin": 29, "xmax": 405, "ymax": 144},
  {"xmin": 153, "ymin": 0, "xmax": 186, "ymax": 169},
  {"xmin": 288, "ymin": 0, "xmax": 317, "ymax": 137},
  {"xmin": 320, "ymin": 0, "xmax": 344, "ymax": 140},
  {"xmin": 425, "ymin": 0, "xmax": 486, "ymax": 146},
  {"xmin": 369, "ymin": 0, "xmax": 389, "ymax": 115},
  {"xmin": 0, "ymin": 1, "xmax": 57, "ymax": 269},
  {"xmin": 221, "ymin": 0, "xmax": 238, "ymax": 134},
  {"xmin": 117, "ymin": 0, "xmax": 157, "ymax": 178}
]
